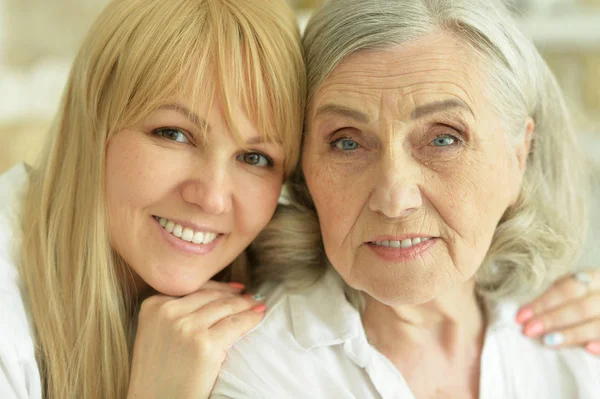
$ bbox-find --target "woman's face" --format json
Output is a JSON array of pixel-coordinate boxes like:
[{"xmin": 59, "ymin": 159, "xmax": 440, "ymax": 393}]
[
  {"xmin": 105, "ymin": 94, "xmax": 284, "ymax": 297},
  {"xmin": 303, "ymin": 33, "xmax": 531, "ymax": 305}
]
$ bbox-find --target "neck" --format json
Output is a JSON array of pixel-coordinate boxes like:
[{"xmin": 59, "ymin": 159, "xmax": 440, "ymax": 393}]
[{"xmin": 361, "ymin": 279, "xmax": 485, "ymax": 357}]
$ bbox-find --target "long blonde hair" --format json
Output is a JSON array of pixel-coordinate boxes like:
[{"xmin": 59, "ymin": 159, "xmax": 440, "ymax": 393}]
[
  {"xmin": 19, "ymin": 0, "xmax": 305, "ymax": 397},
  {"xmin": 251, "ymin": 0, "xmax": 588, "ymax": 305}
]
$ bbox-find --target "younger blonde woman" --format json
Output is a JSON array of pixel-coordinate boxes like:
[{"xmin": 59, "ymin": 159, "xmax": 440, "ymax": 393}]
[{"xmin": 0, "ymin": 0, "xmax": 304, "ymax": 398}]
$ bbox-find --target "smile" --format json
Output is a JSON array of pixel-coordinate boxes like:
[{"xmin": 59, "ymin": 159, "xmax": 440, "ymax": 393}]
[
  {"xmin": 153, "ymin": 216, "xmax": 219, "ymax": 245},
  {"xmin": 371, "ymin": 237, "xmax": 432, "ymax": 249}
]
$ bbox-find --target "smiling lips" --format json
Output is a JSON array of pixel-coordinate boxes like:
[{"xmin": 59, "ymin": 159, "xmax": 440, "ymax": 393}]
[
  {"xmin": 371, "ymin": 237, "xmax": 431, "ymax": 249},
  {"xmin": 154, "ymin": 216, "xmax": 219, "ymax": 245},
  {"xmin": 367, "ymin": 236, "xmax": 436, "ymax": 262}
]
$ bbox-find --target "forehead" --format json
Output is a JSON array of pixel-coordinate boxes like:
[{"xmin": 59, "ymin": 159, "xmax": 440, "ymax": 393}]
[{"xmin": 312, "ymin": 33, "xmax": 486, "ymax": 120}]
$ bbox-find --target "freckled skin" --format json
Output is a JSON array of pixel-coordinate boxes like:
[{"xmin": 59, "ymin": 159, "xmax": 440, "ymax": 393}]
[
  {"xmin": 105, "ymin": 94, "xmax": 284, "ymax": 297},
  {"xmin": 303, "ymin": 33, "xmax": 529, "ymax": 305}
]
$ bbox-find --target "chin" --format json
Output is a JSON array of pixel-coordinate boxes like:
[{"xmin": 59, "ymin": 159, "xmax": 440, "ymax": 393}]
[
  {"xmin": 350, "ymin": 270, "xmax": 450, "ymax": 306},
  {"xmin": 146, "ymin": 273, "xmax": 209, "ymax": 297}
]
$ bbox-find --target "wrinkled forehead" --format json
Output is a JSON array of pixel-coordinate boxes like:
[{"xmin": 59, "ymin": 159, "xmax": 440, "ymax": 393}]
[{"xmin": 309, "ymin": 33, "xmax": 488, "ymax": 125}]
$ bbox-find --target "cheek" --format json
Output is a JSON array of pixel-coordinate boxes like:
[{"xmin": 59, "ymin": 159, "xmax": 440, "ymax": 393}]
[
  {"xmin": 431, "ymin": 145, "xmax": 520, "ymax": 270},
  {"xmin": 104, "ymin": 134, "xmax": 188, "ymax": 250},
  {"xmin": 304, "ymin": 154, "xmax": 371, "ymax": 260},
  {"xmin": 235, "ymin": 175, "xmax": 282, "ymax": 235}
]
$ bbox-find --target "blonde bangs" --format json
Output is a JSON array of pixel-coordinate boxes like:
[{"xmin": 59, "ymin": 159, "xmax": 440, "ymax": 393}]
[{"xmin": 102, "ymin": 0, "xmax": 304, "ymax": 176}]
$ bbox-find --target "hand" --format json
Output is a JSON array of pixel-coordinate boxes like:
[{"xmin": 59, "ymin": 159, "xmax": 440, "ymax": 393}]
[
  {"xmin": 127, "ymin": 281, "xmax": 266, "ymax": 399},
  {"xmin": 516, "ymin": 269, "xmax": 600, "ymax": 356}
]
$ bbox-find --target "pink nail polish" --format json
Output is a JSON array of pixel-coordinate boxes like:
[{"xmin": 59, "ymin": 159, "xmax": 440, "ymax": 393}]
[
  {"xmin": 251, "ymin": 304, "xmax": 267, "ymax": 313},
  {"xmin": 586, "ymin": 342, "xmax": 600, "ymax": 355},
  {"xmin": 228, "ymin": 282, "xmax": 245, "ymax": 290},
  {"xmin": 516, "ymin": 306, "xmax": 534, "ymax": 324},
  {"xmin": 524, "ymin": 320, "xmax": 544, "ymax": 337}
]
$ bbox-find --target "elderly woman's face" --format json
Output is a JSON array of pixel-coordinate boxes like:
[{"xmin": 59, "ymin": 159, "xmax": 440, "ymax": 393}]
[{"xmin": 303, "ymin": 33, "xmax": 530, "ymax": 305}]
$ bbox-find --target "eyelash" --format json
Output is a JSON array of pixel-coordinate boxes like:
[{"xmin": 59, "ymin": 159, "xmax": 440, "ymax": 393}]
[
  {"xmin": 430, "ymin": 132, "xmax": 463, "ymax": 148},
  {"xmin": 327, "ymin": 128, "xmax": 464, "ymax": 146},
  {"xmin": 236, "ymin": 151, "xmax": 274, "ymax": 168},
  {"xmin": 328, "ymin": 135, "xmax": 362, "ymax": 153},
  {"xmin": 152, "ymin": 127, "xmax": 193, "ymax": 144},
  {"xmin": 152, "ymin": 127, "xmax": 274, "ymax": 168}
]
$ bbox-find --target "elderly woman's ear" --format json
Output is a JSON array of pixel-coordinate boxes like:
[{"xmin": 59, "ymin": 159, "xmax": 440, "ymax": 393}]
[{"xmin": 516, "ymin": 117, "xmax": 535, "ymax": 173}]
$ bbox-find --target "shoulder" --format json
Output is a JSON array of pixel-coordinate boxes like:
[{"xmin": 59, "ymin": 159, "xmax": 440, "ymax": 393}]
[
  {"xmin": 0, "ymin": 165, "xmax": 41, "ymax": 398},
  {"xmin": 0, "ymin": 163, "xmax": 30, "ymax": 301},
  {"xmin": 211, "ymin": 282, "xmax": 310, "ymax": 397},
  {"xmin": 211, "ymin": 272, "xmax": 368, "ymax": 398},
  {"xmin": 485, "ymin": 301, "xmax": 600, "ymax": 397}
]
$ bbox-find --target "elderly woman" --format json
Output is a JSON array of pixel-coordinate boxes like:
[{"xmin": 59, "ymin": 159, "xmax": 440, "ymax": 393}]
[{"xmin": 211, "ymin": 0, "xmax": 599, "ymax": 397}]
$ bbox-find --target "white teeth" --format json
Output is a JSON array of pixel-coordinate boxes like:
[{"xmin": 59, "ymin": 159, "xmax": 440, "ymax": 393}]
[
  {"xmin": 192, "ymin": 231, "xmax": 205, "ymax": 244},
  {"xmin": 156, "ymin": 217, "xmax": 219, "ymax": 245},
  {"xmin": 181, "ymin": 228, "xmax": 194, "ymax": 242},
  {"xmin": 202, "ymin": 233, "xmax": 216, "ymax": 244},
  {"xmin": 373, "ymin": 237, "xmax": 432, "ymax": 248},
  {"xmin": 173, "ymin": 224, "xmax": 183, "ymax": 238}
]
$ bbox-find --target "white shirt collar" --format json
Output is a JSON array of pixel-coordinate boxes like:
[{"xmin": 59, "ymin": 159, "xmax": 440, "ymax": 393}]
[
  {"xmin": 287, "ymin": 270, "xmax": 365, "ymax": 351},
  {"xmin": 285, "ymin": 268, "xmax": 523, "ymax": 352}
]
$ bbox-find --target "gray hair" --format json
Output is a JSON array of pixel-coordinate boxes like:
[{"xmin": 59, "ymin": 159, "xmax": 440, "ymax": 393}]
[{"xmin": 250, "ymin": 0, "xmax": 588, "ymax": 303}]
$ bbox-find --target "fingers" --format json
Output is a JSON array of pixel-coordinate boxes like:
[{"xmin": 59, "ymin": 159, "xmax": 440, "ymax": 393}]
[
  {"xmin": 209, "ymin": 305, "xmax": 266, "ymax": 348},
  {"xmin": 522, "ymin": 294, "xmax": 600, "ymax": 337},
  {"xmin": 516, "ymin": 269, "xmax": 600, "ymax": 356},
  {"xmin": 585, "ymin": 341, "xmax": 600, "ymax": 355},
  {"xmin": 184, "ymin": 294, "xmax": 265, "ymax": 330},
  {"xmin": 140, "ymin": 289, "xmax": 235, "ymax": 322},
  {"xmin": 540, "ymin": 319, "xmax": 600, "ymax": 350},
  {"xmin": 201, "ymin": 280, "xmax": 247, "ymax": 293},
  {"xmin": 518, "ymin": 271, "xmax": 600, "ymax": 321}
]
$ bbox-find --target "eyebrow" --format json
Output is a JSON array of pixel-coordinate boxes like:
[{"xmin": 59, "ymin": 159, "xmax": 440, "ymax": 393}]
[
  {"xmin": 411, "ymin": 99, "xmax": 473, "ymax": 119},
  {"xmin": 315, "ymin": 99, "xmax": 473, "ymax": 125},
  {"xmin": 158, "ymin": 103, "xmax": 275, "ymax": 146},
  {"xmin": 315, "ymin": 104, "xmax": 370, "ymax": 124},
  {"xmin": 159, "ymin": 103, "xmax": 209, "ymax": 132}
]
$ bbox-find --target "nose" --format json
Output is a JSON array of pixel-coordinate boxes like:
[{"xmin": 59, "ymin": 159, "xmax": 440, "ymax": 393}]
[
  {"xmin": 181, "ymin": 159, "xmax": 233, "ymax": 215},
  {"xmin": 368, "ymin": 149, "xmax": 423, "ymax": 219}
]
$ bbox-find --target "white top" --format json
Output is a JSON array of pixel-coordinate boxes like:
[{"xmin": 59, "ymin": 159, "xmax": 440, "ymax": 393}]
[
  {"xmin": 212, "ymin": 270, "xmax": 600, "ymax": 398},
  {"xmin": 0, "ymin": 164, "xmax": 42, "ymax": 399}
]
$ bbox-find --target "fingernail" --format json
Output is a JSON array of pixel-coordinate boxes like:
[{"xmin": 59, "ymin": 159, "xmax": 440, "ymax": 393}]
[
  {"xmin": 228, "ymin": 282, "xmax": 245, "ymax": 290},
  {"xmin": 516, "ymin": 306, "xmax": 534, "ymax": 324},
  {"xmin": 543, "ymin": 332, "xmax": 565, "ymax": 346},
  {"xmin": 585, "ymin": 342, "xmax": 600, "ymax": 355},
  {"xmin": 251, "ymin": 303, "xmax": 267, "ymax": 313},
  {"xmin": 524, "ymin": 320, "xmax": 544, "ymax": 337},
  {"xmin": 252, "ymin": 294, "xmax": 265, "ymax": 302}
]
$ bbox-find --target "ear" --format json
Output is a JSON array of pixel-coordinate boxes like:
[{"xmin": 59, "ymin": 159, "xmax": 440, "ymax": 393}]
[{"xmin": 516, "ymin": 117, "xmax": 535, "ymax": 173}]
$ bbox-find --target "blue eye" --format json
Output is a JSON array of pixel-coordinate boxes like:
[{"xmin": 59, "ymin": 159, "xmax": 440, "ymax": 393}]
[
  {"xmin": 237, "ymin": 152, "xmax": 272, "ymax": 168},
  {"xmin": 431, "ymin": 135, "xmax": 457, "ymax": 147},
  {"xmin": 154, "ymin": 128, "xmax": 190, "ymax": 144},
  {"xmin": 333, "ymin": 138, "xmax": 360, "ymax": 151}
]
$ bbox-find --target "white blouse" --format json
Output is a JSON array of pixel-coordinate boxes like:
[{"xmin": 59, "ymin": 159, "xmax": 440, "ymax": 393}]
[
  {"xmin": 0, "ymin": 164, "xmax": 42, "ymax": 399},
  {"xmin": 211, "ymin": 270, "xmax": 600, "ymax": 398}
]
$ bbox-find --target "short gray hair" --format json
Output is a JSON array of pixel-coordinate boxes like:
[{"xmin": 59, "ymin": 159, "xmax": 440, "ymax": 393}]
[{"xmin": 251, "ymin": 0, "xmax": 588, "ymax": 303}]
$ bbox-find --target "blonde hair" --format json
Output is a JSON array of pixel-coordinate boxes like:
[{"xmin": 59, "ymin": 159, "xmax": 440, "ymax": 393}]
[
  {"xmin": 251, "ymin": 0, "xmax": 588, "ymax": 305},
  {"xmin": 19, "ymin": 0, "xmax": 305, "ymax": 397}
]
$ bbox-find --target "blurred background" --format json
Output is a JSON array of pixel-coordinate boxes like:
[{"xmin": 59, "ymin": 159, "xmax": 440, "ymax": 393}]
[{"xmin": 0, "ymin": 0, "xmax": 598, "ymax": 263}]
